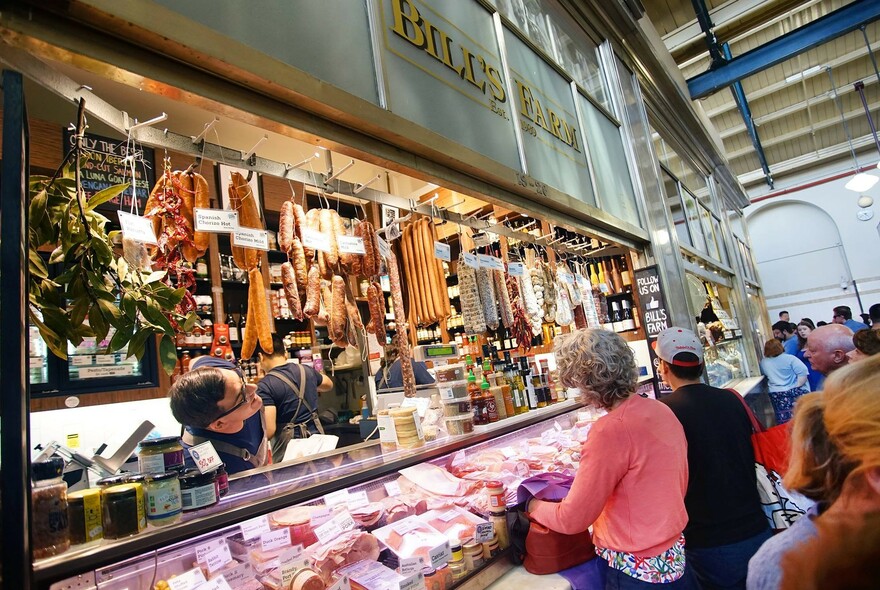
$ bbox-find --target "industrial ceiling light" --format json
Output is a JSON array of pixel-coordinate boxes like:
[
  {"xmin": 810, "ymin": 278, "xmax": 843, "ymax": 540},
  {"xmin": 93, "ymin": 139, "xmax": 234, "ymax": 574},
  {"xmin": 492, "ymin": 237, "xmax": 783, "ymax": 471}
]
[{"xmin": 827, "ymin": 67, "xmax": 874, "ymax": 193}]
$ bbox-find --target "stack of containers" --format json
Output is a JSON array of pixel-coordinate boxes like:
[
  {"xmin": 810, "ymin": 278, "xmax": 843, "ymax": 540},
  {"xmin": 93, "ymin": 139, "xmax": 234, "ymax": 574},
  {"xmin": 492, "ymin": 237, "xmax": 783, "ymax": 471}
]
[{"xmin": 435, "ymin": 363, "xmax": 473, "ymax": 436}]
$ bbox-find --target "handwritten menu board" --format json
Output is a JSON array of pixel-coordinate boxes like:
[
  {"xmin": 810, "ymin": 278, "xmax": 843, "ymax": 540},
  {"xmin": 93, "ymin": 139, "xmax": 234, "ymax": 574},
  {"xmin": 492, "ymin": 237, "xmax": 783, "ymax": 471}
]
[{"xmin": 63, "ymin": 129, "xmax": 155, "ymax": 214}]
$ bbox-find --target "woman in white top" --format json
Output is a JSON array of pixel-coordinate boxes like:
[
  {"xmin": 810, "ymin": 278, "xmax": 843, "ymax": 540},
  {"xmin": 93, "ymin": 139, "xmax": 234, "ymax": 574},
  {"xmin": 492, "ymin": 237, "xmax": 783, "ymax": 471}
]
[{"xmin": 760, "ymin": 338, "xmax": 809, "ymax": 425}]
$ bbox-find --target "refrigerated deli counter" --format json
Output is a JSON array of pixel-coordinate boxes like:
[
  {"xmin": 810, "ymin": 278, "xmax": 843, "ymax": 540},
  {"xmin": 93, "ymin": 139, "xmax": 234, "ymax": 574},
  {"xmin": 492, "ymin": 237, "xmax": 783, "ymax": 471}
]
[{"xmin": 42, "ymin": 401, "xmax": 589, "ymax": 590}]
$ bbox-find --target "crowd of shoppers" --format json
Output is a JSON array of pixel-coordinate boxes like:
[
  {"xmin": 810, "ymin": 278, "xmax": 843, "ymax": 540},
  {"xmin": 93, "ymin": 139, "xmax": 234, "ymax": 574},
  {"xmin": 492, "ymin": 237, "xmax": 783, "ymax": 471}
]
[{"xmin": 529, "ymin": 324, "xmax": 879, "ymax": 590}]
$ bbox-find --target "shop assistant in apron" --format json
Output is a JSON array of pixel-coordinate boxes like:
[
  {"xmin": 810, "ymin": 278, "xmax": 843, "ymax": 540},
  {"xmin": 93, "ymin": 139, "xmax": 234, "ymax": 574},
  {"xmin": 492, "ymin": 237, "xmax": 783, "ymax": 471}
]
[{"xmin": 255, "ymin": 335, "xmax": 334, "ymax": 460}]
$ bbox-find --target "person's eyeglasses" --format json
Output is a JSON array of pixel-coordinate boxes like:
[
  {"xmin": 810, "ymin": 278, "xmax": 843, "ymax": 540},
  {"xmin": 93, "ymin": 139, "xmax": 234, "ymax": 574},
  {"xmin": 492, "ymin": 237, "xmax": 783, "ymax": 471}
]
[
  {"xmin": 214, "ymin": 372, "xmax": 252, "ymax": 421},
  {"xmin": 833, "ymin": 314, "xmax": 844, "ymax": 318}
]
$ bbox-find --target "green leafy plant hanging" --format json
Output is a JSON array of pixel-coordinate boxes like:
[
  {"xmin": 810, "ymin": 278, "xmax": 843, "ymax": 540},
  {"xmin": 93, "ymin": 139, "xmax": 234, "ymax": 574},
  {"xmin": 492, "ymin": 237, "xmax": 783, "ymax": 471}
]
[{"xmin": 27, "ymin": 100, "xmax": 196, "ymax": 375}]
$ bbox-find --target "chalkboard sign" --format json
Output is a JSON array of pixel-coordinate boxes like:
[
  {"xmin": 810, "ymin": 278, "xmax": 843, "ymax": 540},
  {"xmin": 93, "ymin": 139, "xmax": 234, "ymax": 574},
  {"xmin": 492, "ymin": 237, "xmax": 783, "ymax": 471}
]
[
  {"xmin": 633, "ymin": 265, "xmax": 673, "ymax": 398},
  {"xmin": 62, "ymin": 129, "xmax": 155, "ymax": 214}
]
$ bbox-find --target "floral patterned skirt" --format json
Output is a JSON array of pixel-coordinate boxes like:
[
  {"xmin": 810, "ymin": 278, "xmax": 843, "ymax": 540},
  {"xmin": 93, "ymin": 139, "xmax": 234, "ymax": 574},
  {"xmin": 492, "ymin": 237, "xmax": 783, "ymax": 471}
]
[
  {"xmin": 596, "ymin": 534, "xmax": 687, "ymax": 583},
  {"xmin": 769, "ymin": 385, "xmax": 810, "ymax": 424}
]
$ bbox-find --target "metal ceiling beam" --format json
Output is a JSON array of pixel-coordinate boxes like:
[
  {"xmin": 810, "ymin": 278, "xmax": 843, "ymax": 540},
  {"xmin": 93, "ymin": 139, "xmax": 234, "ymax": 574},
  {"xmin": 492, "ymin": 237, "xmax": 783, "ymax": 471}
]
[
  {"xmin": 687, "ymin": 0, "xmax": 880, "ymax": 99},
  {"xmin": 723, "ymin": 43, "xmax": 773, "ymax": 187},
  {"xmin": 665, "ymin": 0, "xmax": 767, "ymax": 53}
]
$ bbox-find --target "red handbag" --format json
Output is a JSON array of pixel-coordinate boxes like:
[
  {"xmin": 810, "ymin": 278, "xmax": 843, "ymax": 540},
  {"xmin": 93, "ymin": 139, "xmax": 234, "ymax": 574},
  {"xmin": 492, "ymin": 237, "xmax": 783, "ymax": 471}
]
[
  {"xmin": 522, "ymin": 514, "xmax": 595, "ymax": 575},
  {"xmin": 730, "ymin": 390, "xmax": 792, "ymax": 475}
]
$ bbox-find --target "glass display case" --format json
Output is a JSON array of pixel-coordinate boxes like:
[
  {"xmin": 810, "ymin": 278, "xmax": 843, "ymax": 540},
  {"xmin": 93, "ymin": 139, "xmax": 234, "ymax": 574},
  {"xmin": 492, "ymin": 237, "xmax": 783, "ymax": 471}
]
[{"xmin": 41, "ymin": 402, "xmax": 583, "ymax": 590}]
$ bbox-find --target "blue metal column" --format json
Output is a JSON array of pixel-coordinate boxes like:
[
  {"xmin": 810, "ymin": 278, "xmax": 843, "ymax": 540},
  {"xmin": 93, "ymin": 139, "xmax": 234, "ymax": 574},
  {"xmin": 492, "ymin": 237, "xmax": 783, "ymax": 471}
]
[
  {"xmin": 723, "ymin": 43, "xmax": 773, "ymax": 188},
  {"xmin": 688, "ymin": 0, "xmax": 880, "ymax": 99},
  {"xmin": 1, "ymin": 69, "xmax": 33, "ymax": 589}
]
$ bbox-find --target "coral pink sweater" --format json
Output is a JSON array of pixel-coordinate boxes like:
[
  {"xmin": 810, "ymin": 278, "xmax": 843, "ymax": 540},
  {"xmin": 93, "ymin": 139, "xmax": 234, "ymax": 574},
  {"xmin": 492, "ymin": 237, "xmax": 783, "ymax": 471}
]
[{"xmin": 530, "ymin": 394, "xmax": 689, "ymax": 557}]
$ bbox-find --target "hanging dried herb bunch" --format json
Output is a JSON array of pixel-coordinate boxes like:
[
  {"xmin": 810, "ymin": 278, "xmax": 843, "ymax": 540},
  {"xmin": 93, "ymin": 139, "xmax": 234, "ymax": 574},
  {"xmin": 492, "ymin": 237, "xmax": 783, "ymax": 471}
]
[{"xmin": 27, "ymin": 99, "xmax": 196, "ymax": 374}]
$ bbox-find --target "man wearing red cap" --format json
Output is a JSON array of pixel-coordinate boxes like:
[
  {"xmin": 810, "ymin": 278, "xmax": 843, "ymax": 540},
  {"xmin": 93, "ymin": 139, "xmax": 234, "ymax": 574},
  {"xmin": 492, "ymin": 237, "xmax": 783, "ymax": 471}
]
[{"xmin": 654, "ymin": 327, "xmax": 769, "ymax": 590}]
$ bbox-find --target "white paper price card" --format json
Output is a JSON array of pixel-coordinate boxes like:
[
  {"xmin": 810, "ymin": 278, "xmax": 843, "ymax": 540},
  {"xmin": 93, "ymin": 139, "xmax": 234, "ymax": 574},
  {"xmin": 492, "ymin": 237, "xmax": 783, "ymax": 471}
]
[
  {"xmin": 188, "ymin": 441, "xmax": 222, "ymax": 475},
  {"xmin": 194, "ymin": 576, "xmax": 233, "ymax": 590},
  {"xmin": 462, "ymin": 252, "xmax": 479, "ymax": 268},
  {"xmin": 477, "ymin": 254, "xmax": 504, "ymax": 271},
  {"xmin": 301, "ymin": 227, "xmax": 331, "ymax": 252},
  {"xmin": 507, "ymin": 262, "xmax": 525, "ymax": 277},
  {"xmin": 474, "ymin": 522, "xmax": 495, "ymax": 543},
  {"xmin": 232, "ymin": 227, "xmax": 269, "ymax": 251},
  {"xmin": 221, "ymin": 563, "xmax": 255, "ymax": 588},
  {"xmin": 438, "ymin": 386, "xmax": 456, "ymax": 400},
  {"xmin": 166, "ymin": 567, "xmax": 207, "ymax": 590},
  {"xmin": 338, "ymin": 235, "xmax": 366, "ymax": 254},
  {"xmin": 261, "ymin": 528, "xmax": 292, "ymax": 552},
  {"xmin": 438, "ymin": 509, "xmax": 460, "ymax": 523},
  {"xmin": 376, "ymin": 235, "xmax": 391, "ymax": 258},
  {"xmin": 203, "ymin": 544, "xmax": 233, "ymax": 574},
  {"xmin": 516, "ymin": 462, "xmax": 530, "ymax": 477},
  {"xmin": 399, "ymin": 556, "xmax": 424, "ymax": 576},
  {"xmin": 347, "ymin": 490, "xmax": 370, "ymax": 511},
  {"xmin": 118, "ymin": 211, "xmax": 158, "ymax": 245},
  {"xmin": 310, "ymin": 506, "xmax": 333, "ymax": 528},
  {"xmin": 428, "ymin": 541, "xmax": 452, "ymax": 568},
  {"xmin": 314, "ymin": 510, "xmax": 356, "ymax": 545},
  {"xmin": 194, "ymin": 208, "xmax": 239, "ymax": 233},
  {"xmin": 195, "ymin": 538, "xmax": 228, "ymax": 566},
  {"xmin": 324, "ymin": 489, "xmax": 350, "ymax": 508},
  {"xmin": 329, "ymin": 576, "xmax": 351, "ymax": 590},
  {"xmin": 500, "ymin": 447, "xmax": 517, "ymax": 459},
  {"xmin": 433, "ymin": 241, "xmax": 451, "ymax": 262},
  {"xmin": 239, "ymin": 515, "xmax": 271, "ymax": 540},
  {"xmin": 385, "ymin": 480, "xmax": 402, "ymax": 497},
  {"xmin": 392, "ymin": 517, "xmax": 423, "ymax": 536},
  {"xmin": 541, "ymin": 429, "xmax": 558, "ymax": 446},
  {"xmin": 399, "ymin": 572, "xmax": 426, "ymax": 590},
  {"xmin": 280, "ymin": 545, "xmax": 306, "ymax": 585}
]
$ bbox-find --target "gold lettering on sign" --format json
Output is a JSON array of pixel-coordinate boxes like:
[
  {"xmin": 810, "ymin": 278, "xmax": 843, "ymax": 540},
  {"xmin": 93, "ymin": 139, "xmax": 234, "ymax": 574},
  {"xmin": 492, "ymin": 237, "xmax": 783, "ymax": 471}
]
[
  {"xmin": 515, "ymin": 79, "xmax": 580, "ymax": 151},
  {"xmin": 390, "ymin": 0, "xmax": 506, "ymax": 102}
]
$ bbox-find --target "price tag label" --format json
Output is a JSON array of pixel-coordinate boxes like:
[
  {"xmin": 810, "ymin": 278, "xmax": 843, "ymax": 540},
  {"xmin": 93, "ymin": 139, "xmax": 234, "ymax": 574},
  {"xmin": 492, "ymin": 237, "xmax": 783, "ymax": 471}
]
[
  {"xmin": 477, "ymin": 254, "xmax": 504, "ymax": 271},
  {"xmin": 399, "ymin": 556, "xmax": 424, "ymax": 576},
  {"xmin": 376, "ymin": 235, "xmax": 391, "ymax": 258},
  {"xmin": 438, "ymin": 509, "xmax": 460, "ymax": 523},
  {"xmin": 314, "ymin": 510, "xmax": 356, "ymax": 545},
  {"xmin": 324, "ymin": 489, "xmax": 350, "ymax": 508},
  {"xmin": 385, "ymin": 481, "xmax": 402, "ymax": 497},
  {"xmin": 328, "ymin": 576, "xmax": 351, "ymax": 590},
  {"xmin": 462, "ymin": 252, "xmax": 479, "ymax": 268},
  {"xmin": 540, "ymin": 429, "xmax": 558, "ymax": 446},
  {"xmin": 559, "ymin": 272, "xmax": 574, "ymax": 285},
  {"xmin": 196, "ymin": 576, "xmax": 233, "ymax": 590},
  {"xmin": 188, "ymin": 441, "xmax": 222, "ymax": 475},
  {"xmin": 310, "ymin": 506, "xmax": 333, "ymax": 528},
  {"xmin": 203, "ymin": 544, "xmax": 233, "ymax": 574},
  {"xmin": 507, "ymin": 262, "xmax": 525, "ymax": 277},
  {"xmin": 194, "ymin": 208, "xmax": 239, "ymax": 233},
  {"xmin": 166, "ymin": 568, "xmax": 207, "ymax": 590},
  {"xmin": 377, "ymin": 413, "xmax": 397, "ymax": 444},
  {"xmin": 433, "ymin": 241, "xmax": 451, "ymax": 262},
  {"xmin": 261, "ymin": 528, "xmax": 292, "ymax": 552},
  {"xmin": 554, "ymin": 421, "xmax": 563, "ymax": 432},
  {"xmin": 558, "ymin": 432, "xmax": 573, "ymax": 448},
  {"xmin": 500, "ymin": 447, "xmax": 517, "ymax": 459},
  {"xmin": 195, "ymin": 539, "xmax": 227, "ymax": 566},
  {"xmin": 451, "ymin": 450, "xmax": 466, "ymax": 467},
  {"xmin": 428, "ymin": 541, "xmax": 452, "ymax": 568},
  {"xmin": 118, "ymin": 211, "xmax": 158, "ymax": 245},
  {"xmin": 240, "ymin": 515, "xmax": 271, "ymax": 540},
  {"xmin": 232, "ymin": 227, "xmax": 270, "ymax": 251},
  {"xmin": 516, "ymin": 462, "xmax": 530, "ymax": 477},
  {"xmin": 338, "ymin": 235, "xmax": 366, "ymax": 254},
  {"xmin": 438, "ymin": 386, "xmax": 456, "ymax": 400},
  {"xmin": 392, "ymin": 517, "xmax": 423, "ymax": 536},
  {"xmin": 474, "ymin": 522, "xmax": 495, "ymax": 543},
  {"xmin": 221, "ymin": 563, "xmax": 255, "ymax": 588},
  {"xmin": 347, "ymin": 490, "xmax": 370, "ymax": 511},
  {"xmin": 301, "ymin": 228, "xmax": 331, "ymax": 252},
  {"xmin": 280, "ymin": 545, "xmax": 306, "ymax": 585},
  {"xmin": 399, "ymin": 572, "xmax": 426, "ymax": 590}
]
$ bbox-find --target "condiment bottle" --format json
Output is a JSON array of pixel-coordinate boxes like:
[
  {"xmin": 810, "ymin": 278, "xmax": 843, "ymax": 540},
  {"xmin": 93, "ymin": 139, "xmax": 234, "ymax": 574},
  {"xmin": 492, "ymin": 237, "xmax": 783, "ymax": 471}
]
[
  {"xmin": 490, "ymin": 511, "xmax": 510, "ymax": 550},
  {"xmin": 466, "ymin": 370, "xmax": 480, "ymax": 399},
  {"xmin": 32, "ymin": 457, "xmax": 70, "ymax": 559},
  {"xmin": 482, "ymin": 377, "xmax": 498, "ymax": 423}
]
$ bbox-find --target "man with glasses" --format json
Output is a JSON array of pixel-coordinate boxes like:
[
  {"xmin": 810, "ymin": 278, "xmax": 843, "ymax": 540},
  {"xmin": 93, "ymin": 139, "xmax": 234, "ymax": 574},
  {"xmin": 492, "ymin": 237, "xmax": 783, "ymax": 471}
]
[
  {"xmin": 170, "ymin": 356, "xmax": 269, "ymax": 474},
  {"xmin": 832, "ymin": 305, "xmax": 868, "ymax": 332}
]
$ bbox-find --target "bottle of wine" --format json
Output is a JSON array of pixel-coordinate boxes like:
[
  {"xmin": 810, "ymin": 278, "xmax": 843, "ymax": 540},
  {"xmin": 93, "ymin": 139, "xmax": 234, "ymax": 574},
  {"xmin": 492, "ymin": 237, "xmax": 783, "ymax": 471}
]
[
  {"xmin": 610, "ymin": 300, "xmax": 623, "ymax": 332},
  {"xmin": 619, "ymin": 255, "xmax": 632, "ymax": 289},
  {"xmin": 604, "ymin": 258, "xmax": 618, "ymax": 293},
  {"xmin": 597, "ymin": 262, "xmax": 609, "ymax": 294},
  {"xmin": 238, "ymin": 304, "xmax": 247, "ymax": 345},
  {"xmin": 620, "ymin": 298, "xmax": 636, "ymax": 331},
  {"xmin": 610, "ymin": 258, "xmax": 623, "ymax": 294}
]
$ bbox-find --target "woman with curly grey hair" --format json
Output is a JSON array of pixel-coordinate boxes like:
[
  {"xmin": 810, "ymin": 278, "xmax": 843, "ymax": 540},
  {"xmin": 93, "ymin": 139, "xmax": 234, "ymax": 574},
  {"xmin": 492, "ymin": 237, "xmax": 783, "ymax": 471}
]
[{"xmin": 529, "ymin": 329, "xmax": 696, "ymax": 589}]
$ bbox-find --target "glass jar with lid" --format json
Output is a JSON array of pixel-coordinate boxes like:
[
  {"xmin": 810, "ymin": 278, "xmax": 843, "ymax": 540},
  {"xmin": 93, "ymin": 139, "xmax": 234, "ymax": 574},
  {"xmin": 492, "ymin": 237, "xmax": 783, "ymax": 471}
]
[{"xmin": 32, "ymin": 457, "xmax": 70, "ymax": 559}]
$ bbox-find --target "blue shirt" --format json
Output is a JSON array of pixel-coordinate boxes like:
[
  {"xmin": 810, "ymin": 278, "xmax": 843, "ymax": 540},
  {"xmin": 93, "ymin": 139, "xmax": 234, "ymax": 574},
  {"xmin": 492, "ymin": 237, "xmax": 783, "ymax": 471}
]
[
  {"xmin": 256, "ymin": 362, "xmax": 323, "ymax": 432},
  {"xmin": 844, "ymin": 318, "xmax": 869, "ymax": 332},
  {"xmin": 782, "ymin": 335, "xmax": 799, "ymax": 355},
  {"xmin": 760, "ymin": 354, "xmax": 809, "ymax": 392},
  {"xmin": 747, "ymin": 505, "xmax": 819, "ymax": 590}
]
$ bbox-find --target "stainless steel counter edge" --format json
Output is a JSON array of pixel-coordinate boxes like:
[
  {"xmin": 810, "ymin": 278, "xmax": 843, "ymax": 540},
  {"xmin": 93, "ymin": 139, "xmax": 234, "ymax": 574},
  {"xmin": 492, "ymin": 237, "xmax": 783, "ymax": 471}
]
[{"xmin": 34, "ymin": 400, "xmax": 583, "ymax": 586}]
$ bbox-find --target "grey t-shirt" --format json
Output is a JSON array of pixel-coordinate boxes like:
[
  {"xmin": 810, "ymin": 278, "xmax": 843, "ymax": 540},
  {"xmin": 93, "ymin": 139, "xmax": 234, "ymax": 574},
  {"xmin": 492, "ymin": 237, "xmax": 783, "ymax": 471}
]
[{"xmin": 746, "ymin": 505, "xmax": 819, "ymax": 590}]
